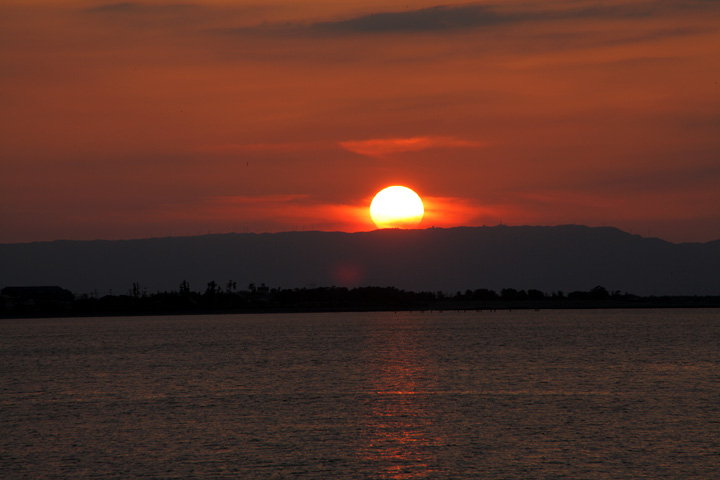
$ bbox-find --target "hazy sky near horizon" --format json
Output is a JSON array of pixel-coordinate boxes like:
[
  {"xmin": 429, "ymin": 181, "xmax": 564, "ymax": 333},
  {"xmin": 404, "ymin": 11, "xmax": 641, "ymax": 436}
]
[{"xmin": 2, "ymin": 0, "xmax": 719, "ymax": 243}]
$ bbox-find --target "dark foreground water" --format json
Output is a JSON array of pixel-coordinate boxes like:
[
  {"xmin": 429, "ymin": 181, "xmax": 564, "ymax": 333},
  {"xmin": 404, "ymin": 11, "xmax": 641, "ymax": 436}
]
[{"xmin": 1, "ymin": 309, "xmax": 718, "ymax": 479}]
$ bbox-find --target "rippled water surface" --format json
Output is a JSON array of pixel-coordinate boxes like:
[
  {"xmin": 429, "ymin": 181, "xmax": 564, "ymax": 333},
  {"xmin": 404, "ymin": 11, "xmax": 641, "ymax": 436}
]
[{"xmin": 2, "ymin": 309, "xmax": 719, "ymax": 479}]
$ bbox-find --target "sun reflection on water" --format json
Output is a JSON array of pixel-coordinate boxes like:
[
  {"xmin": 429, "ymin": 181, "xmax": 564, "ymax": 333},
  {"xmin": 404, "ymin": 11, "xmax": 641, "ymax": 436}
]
[{"xmin": 362, "ymin": 320, "xmax": 444, "ymax": 479}]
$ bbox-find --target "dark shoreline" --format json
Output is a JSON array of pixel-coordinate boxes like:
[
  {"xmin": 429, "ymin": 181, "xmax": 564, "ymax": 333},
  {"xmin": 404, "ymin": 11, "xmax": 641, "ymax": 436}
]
[
  {"xmin": 3, "ymin": 297, "xmax": 720, "ymax": 320},
  {"xmin": 3, "ymin": 284, "xmax": 720, "ymax": 319}
]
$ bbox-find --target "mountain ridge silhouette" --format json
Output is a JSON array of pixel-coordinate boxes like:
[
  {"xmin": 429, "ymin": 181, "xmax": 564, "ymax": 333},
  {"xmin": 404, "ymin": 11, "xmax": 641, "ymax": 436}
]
[{"xmin": 1, "ymin": 225, "xmax": 718, "ymax": 296}]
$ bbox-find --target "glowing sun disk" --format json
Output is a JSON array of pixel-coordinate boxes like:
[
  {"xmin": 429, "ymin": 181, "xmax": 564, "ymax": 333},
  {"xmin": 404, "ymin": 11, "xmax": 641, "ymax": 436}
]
[{"xmin": 370, "ymin": 186, "xmax": 424, "ymax": 229}]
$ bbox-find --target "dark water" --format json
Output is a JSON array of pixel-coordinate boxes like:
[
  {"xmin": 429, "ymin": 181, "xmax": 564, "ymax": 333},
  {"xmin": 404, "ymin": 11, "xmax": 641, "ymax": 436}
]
[{"xmin": 1, "ymin": 309, "xmax": 718, "ymax": 479}]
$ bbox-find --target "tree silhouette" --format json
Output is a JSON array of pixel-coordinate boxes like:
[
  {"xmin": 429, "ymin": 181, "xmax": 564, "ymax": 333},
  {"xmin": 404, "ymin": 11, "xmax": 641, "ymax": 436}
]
[{"xmin": 205, "ymin": 281, "xmax": 218, "ymax": 296}]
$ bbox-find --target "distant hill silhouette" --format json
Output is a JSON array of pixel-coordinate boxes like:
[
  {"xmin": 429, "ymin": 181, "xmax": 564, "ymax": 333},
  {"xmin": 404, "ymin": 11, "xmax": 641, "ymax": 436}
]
[{"xmin": 1, "ymin": 225, "xmax": 719, "ymax": 296}]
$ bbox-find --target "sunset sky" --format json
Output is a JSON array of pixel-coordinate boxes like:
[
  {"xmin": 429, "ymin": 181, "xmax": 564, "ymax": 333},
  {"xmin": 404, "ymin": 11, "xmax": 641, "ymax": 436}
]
[{"xmin": 2, "ymin": 0, "xmax": 719, "ymax": 243}]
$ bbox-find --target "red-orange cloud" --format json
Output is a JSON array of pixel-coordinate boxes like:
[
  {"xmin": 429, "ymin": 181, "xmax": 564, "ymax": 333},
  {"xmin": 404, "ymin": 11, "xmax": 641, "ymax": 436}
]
[
  {"xmin": 153, "ymin": 195, "xmax": 375, "ymax": 234},
  {"xmin": 420, "ymin": 196, "xmax": 509, "ymax": 229},
  {"xmin": 339, "ymin": 136, "xmax": 484, "ymax": 157}
]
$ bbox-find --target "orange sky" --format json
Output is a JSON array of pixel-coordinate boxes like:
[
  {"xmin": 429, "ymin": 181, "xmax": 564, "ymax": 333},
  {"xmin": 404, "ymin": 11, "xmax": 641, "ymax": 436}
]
[{"xmin": 2, "ymin": 0, "xmax": 719, "ymax": 243}]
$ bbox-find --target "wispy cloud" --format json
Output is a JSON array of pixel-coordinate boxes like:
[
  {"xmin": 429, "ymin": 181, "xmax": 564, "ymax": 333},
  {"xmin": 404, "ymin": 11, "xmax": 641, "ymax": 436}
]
[
  {"xmin": 239, "ymin": 1, "xmax": 720, "ymax": 38},
  {"xmin": 84, "ymin": 2, "xmax": 270, "ymax": 31},
  {"xmin": 311, "ymin": 5, "xmax": 513, "ymax": 34},
  {"xmin": 339, "ymin": 136, "xmax": 483, "ymax": 157}
]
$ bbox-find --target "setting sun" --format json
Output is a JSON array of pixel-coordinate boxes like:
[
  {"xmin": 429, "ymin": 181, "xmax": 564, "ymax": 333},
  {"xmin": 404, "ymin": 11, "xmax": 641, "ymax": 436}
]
[{"xmin": 370, "ymin": 186, "xmax": 424, "ymax": 229}]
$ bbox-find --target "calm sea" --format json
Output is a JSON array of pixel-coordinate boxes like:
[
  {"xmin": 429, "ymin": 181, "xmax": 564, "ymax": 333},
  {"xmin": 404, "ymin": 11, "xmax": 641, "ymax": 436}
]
[{"xmin": 1, "ymin": 309, "xmax": 718, "ymax": 479}]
